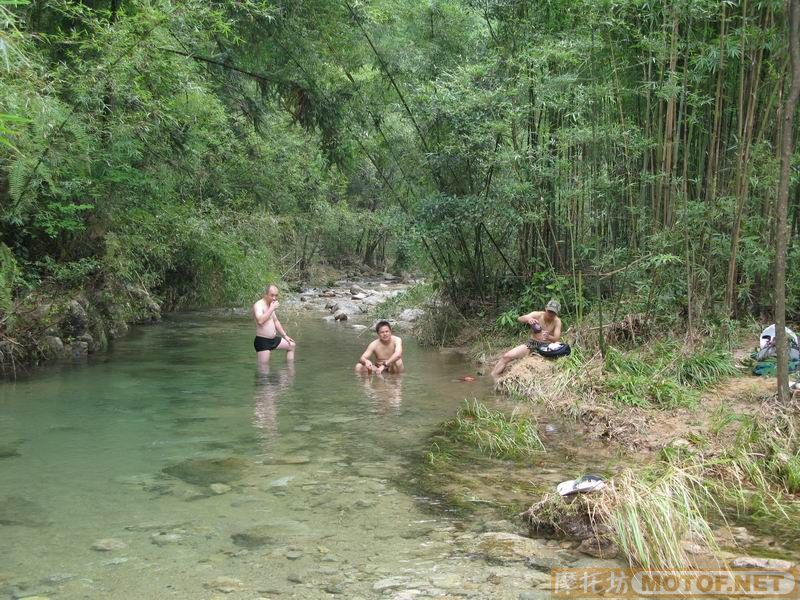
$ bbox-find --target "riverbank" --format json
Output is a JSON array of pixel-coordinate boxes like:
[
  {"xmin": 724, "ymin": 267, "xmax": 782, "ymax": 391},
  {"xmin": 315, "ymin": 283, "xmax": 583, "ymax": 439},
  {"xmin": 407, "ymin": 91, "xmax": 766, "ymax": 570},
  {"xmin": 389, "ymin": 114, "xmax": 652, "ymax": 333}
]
[
  {"xmin": 414, "ymin": 332, "xmax": 800, "ymax": 571},
  {"xmin": 359, "ymin": 288, "xmax": 800, "ymax": 569},
  {"xmin": 0, "ymin": 280, "xmax": 163, "ymax": 377}
]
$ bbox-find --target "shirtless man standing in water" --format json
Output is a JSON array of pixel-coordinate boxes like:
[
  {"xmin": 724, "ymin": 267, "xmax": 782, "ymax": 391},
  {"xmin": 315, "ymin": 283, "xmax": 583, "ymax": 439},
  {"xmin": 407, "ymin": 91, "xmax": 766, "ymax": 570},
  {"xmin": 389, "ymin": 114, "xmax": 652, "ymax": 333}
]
[
  {"xmin": 355, "ymin": 321, "xmax": 404, "ymax": 374},
  {"xmin": 253, "ymin": 285, "xmax": 296, "ymax": 366}
]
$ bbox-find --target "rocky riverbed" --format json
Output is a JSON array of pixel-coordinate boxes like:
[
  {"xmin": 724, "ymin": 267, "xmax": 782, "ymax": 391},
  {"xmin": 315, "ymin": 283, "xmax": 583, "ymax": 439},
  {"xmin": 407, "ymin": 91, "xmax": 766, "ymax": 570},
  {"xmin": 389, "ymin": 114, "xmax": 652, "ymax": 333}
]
[{"xmin": 285, "ymin": 275, "xmax": 426, "ymax": 331}]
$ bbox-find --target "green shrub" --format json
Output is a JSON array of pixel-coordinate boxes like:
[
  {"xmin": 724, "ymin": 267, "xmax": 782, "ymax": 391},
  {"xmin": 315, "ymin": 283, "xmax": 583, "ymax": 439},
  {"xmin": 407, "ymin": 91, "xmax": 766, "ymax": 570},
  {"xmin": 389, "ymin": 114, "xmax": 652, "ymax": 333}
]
[{"xmin": 0, "ymin": 243, "xmax": 17, "ymax": 316}]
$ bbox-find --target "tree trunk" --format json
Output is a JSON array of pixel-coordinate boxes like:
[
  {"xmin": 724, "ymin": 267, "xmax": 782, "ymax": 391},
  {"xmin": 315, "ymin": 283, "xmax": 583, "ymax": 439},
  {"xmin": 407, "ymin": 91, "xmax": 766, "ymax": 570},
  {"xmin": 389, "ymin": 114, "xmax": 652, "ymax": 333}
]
[{"xmin": 775, "ymin": 0, "xmax": 800, "ymax": 403}]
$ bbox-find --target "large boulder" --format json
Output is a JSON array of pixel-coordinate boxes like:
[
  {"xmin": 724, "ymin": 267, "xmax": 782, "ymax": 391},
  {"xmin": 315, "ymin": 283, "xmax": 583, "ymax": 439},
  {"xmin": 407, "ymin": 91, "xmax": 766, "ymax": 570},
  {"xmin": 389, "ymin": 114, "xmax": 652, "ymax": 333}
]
[
  {"xmin": 350, "ymin": 284, "xmax": 367, "ymax": 295},
  {"xmin": 334, "ymin": 300, "xmax": 363, "ymax": 315},
  {"xmin": 124, "ymin": 284, "xmax": 161, "ymax": 323},
  {"xmin": 362, "ymin": 295, "xmax": 384, "ymax": 307},
  {"xmin": 41, "ymin": 335, "xmax": 64, "ymax": 358},
  {"xmin": 60, "ymin": 300, "xmax": 89, "ymax": 337},
  {"xmin": 398, "ymin": 308, "xmax": 425, "ymax": 322},
  {"xmin": 66, "ymin": 341, "xmax": 89, "ymax": 360}
]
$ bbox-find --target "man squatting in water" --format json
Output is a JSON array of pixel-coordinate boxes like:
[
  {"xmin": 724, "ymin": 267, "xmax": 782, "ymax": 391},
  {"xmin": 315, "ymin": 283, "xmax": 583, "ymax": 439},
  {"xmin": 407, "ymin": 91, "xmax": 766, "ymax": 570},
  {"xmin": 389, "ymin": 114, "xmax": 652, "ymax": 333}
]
[{"xmin": 355, "ymin": 320, "xmax": 404, "ymax": 374}]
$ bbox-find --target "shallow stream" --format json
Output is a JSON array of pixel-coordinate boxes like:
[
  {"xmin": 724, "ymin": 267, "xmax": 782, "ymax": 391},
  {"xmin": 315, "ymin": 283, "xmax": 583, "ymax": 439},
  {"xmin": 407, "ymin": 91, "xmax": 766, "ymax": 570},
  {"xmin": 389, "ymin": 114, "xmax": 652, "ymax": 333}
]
[{"xmin": 0, "ymin": 309, "xmax": 620, "ymax": 599}]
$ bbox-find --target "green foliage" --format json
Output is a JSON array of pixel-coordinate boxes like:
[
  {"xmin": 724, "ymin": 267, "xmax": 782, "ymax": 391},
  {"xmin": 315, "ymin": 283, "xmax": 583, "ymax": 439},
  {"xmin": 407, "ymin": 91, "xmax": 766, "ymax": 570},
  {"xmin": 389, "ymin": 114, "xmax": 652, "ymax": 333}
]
[
  {"xmin": 674, "ymin": 348, "xmax": 740, "ymax": 388},
  {"xmin": 0, "ymin": 243, "xmax": 18, "ymax": 315},
  {"xmin": 34, "ymin": 256, "xmax": 101, "ymax": 287},
  {"xmin": 33, "ymin": 202, "xmax": 94, "ymax": 238},
  {"xmin": 1, "ymin": 0, "xmax": 798, "ymax": 331},
  {"xmin": 442, "ymin": 399, "xmax": 545, "ymax": 459}
]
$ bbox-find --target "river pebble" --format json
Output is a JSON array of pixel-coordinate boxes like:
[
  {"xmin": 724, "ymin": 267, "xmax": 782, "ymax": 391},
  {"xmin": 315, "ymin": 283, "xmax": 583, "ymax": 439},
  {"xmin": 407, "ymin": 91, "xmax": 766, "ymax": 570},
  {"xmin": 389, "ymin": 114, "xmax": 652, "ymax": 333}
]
[
  {"xmin": 150, "ymin": 532, "xmax": 182, "ymax": 546},
  {"xmin": 373, "ymin": 576, "xmax": 410, "ymax": 592},
  {"xmin": 204, "ymin": 576, "xmax": 244, "ymax": 593},
  {"xmin": 91, "ymin": 539, "xmax": 126, "ymax": 552}
]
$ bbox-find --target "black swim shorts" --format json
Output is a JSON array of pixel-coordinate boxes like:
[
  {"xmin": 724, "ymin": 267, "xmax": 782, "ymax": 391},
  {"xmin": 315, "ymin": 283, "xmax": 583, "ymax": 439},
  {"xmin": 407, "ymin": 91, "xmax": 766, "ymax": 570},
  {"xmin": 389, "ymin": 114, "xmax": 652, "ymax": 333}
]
[{"xmin": 254, "ymin": 335, "xmax": 282, "ymax": 352}]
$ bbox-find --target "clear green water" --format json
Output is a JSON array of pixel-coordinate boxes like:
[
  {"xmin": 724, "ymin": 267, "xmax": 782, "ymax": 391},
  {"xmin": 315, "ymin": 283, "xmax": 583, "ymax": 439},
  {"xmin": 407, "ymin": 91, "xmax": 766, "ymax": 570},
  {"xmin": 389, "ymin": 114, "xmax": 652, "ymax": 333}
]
[{"xmin": 1, "ymin": 311, "xmax": 522, "ymax": 599}]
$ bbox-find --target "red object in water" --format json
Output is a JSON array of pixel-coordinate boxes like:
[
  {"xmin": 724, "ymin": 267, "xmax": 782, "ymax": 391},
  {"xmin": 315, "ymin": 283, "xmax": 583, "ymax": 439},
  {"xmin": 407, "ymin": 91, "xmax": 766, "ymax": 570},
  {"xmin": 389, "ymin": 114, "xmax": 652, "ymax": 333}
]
[{"xmin": 459, "ymin": 375, "xmax": 476, "ymax": 382}]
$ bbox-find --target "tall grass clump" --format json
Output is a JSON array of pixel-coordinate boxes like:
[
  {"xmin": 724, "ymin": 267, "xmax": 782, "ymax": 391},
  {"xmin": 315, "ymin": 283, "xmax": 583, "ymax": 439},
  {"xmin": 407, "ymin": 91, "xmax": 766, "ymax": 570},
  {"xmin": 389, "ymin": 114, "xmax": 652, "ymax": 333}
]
[
  {"xmin": 706, "ymin": 401, "xmax": 800, "ymax": 525},
  {"xmin": 593, "ymin": 464, "xmax": 720, "ymax": 569},
  {"xmin": 674, "ymin": 348, "xmax": 740, "ymax": 388},
  {"xmin": 442, "ymin": 400, "xmax": 545, "ymax": 459},
  {"xmin": 524, "ymin": 460, "xmax": 722, "ymax": 569},
  {"xmin": 602, "ymin": 346, "xmax": 698, "ymax": 409}
]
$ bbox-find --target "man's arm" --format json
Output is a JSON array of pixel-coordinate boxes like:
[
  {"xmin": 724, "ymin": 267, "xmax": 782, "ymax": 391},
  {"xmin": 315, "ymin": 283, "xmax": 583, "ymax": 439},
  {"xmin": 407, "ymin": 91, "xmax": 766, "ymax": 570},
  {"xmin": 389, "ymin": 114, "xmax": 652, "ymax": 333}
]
[
  {"xmin": 274, "ymin": 317, "xmax": 294, "ymax": 343},
  {"xmin": 517, "ymin": 311, "xmax": 539, "ymax": 325},
  {"xmin": 359, "ymin": 341, "xmax": 377, "ymax": 368},
  {"xmin": 253, "ymin": 302, "xmax": 278, "ymax": 326},
  {"xmin": 384, "ymin": 337, "xmax": 403, "ymax": 366}
]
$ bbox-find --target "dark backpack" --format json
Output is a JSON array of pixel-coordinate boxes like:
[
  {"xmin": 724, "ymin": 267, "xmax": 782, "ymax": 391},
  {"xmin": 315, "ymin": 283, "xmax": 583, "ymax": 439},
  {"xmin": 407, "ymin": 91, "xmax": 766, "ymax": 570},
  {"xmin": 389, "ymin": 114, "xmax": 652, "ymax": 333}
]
[{"xmin": 535, "ymin": 343, "xmax": 571, "ymax": 359}]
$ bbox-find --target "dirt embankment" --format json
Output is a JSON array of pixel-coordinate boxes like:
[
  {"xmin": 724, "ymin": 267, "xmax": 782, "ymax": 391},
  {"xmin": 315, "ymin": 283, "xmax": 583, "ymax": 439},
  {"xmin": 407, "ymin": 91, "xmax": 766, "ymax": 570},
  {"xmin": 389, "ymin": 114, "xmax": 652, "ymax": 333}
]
[{"xmin": 494, "ymin": 352, "xmax": 777, "ymax": 454}]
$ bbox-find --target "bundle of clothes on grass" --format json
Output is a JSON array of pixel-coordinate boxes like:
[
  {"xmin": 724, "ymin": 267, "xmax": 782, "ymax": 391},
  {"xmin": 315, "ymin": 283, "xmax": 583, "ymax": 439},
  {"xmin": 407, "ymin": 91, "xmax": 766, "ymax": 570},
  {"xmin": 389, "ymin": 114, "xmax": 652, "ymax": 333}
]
[{"xmin": 751, "ymin": 324, "xmax": 800, "ymax": 377}]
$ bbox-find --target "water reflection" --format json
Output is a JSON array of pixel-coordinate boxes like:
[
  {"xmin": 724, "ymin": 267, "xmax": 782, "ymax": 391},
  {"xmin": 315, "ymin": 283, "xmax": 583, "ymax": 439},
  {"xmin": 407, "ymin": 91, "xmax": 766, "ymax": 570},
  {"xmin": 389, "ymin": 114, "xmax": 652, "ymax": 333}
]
[
  {"xmin": 358, "ymin": 372, "xmax": 404, "ymax": 415},
  {"xmin": 253, "ymin": 363, "xmax": 295, "ymax": 434}
]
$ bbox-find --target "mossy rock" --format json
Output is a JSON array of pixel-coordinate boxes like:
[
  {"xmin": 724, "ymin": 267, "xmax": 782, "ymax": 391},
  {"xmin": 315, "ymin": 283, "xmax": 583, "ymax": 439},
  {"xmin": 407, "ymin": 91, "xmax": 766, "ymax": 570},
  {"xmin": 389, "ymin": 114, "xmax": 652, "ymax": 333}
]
[{"xmin": 162, "ymin": 456, "xmax": 249, "ymax": 486}]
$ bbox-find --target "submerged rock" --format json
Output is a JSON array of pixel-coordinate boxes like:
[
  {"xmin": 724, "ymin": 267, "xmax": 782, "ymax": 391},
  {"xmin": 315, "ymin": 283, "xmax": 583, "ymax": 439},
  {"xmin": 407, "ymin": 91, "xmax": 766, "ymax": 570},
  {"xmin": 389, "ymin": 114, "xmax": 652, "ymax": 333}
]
[
  {"xmin": 267, "ymin": 476, "xmax": 294, "ymax": 489},
  {"xmin": 577, "ymin": 537, "xmax": 618, "ymax": 559},
  {"xmin": 150, "ymin": 532, "xmax": 182, "ymax": 546},
  {"xmin": 162, "ymin": 456, "xmax": 248, "ymax": 486},
  {"xmin": 209, "ymin": 483, "xmax": 231, "ymax": 495},
  {"xmin": 232, "ymin": 521, "xmax": 309, "ymax": 548},
  {"xmin": 476, "ymin": 532, "xmax": 548, "ymax": 565},
  {"xmin": 204, "ymin": 576, "xmax": 244, "ymax": 593},
  {"xmin": 91, "ymin": 538, "xmax": 127, "ymax": 552},
  {"xmin": 730, "ymin": 556, "xmax": 795, "ymax": 570},
  {"xmin": 0, "ymin": 445, "xmax": 20, "ymax": 459},
  {"xmin": 40, "ymin": 573, "xmax": 76, "ymax": 585},
  {"xmin": 263, "ymin": 455, "xmax": 311, "ymax": 465},
  {"xmin": 0, "ymin": 496, "xmax": 49, "ymax": 527},
  {"xmin": 231, "ymin": 526, "xmax": 275, "ymax": 548}
]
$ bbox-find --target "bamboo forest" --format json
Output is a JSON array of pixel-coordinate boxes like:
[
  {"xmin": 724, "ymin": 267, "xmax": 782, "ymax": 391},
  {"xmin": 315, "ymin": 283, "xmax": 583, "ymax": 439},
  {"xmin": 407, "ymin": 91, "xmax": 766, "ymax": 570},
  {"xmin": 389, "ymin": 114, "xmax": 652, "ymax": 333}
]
[{"xmin": 1, "ymin": 0, "xmax": 800, "ymax": 598}]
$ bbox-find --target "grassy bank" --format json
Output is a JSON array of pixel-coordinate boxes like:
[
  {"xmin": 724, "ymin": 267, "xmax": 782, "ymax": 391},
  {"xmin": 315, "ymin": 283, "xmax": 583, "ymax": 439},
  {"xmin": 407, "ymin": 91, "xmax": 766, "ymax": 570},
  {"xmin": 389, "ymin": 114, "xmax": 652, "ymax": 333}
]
[{"xmin": 407, "ymin": 314, "xmax": 800, "ymax": 567}]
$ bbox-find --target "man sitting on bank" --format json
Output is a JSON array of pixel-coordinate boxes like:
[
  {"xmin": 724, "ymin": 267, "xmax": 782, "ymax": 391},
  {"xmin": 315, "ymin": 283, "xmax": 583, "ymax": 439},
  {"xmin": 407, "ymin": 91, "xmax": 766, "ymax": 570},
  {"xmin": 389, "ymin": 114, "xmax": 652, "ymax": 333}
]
[
  {"xmin": 355, "ymin": 321, "xmax": 404, "ymax": 374},
  {"xmin": 491, "ymin": 299, "xmax": 562, "ymax": 377}
]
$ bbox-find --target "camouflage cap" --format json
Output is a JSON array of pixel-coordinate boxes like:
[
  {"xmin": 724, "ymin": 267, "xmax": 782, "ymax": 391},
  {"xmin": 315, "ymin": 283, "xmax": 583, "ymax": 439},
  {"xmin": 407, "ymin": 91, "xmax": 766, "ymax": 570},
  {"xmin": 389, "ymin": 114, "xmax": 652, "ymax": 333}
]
[{"xmin": 545, "ymin": 299, "xmax": 561, "ymax": 315}]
